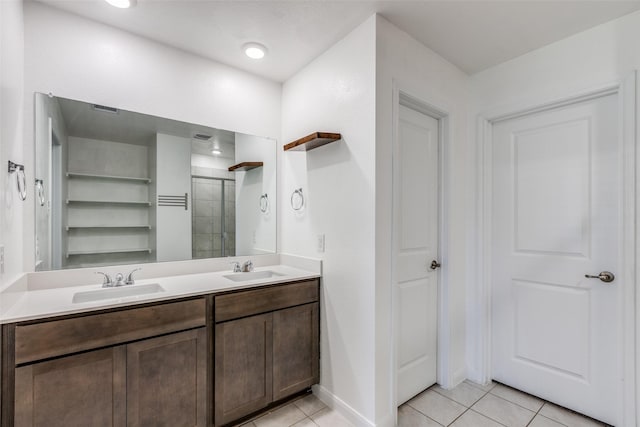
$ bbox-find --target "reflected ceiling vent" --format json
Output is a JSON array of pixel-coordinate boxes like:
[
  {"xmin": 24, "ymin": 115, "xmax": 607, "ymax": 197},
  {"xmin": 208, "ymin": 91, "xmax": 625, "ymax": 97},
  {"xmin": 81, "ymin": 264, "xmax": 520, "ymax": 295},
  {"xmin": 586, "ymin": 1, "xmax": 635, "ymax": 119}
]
[
  {"xmin": 92, "ymin": 104, "xmax": 119, "ymax": 114},
  {"xmin": 193, "ymin": 133, "xmax": 212, "ymax": 141}
]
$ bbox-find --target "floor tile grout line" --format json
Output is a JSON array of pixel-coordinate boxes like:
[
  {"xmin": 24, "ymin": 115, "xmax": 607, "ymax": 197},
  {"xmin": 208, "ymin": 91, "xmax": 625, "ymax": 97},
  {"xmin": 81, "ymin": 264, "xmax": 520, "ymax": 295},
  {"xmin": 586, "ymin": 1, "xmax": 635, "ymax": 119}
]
[
  {"xmin": 465, "ymin": 386, "xmax": 532, "ymax": 427},
  {"xmin": 425, "ymin": 413, "xmax": 446, "ymax": 426},
  {"xmin": 290, "ymin": 415, "xmax": 319, "ymax": 427},
  {"xmin": 428, "ymin": 382, "xmax": 495, "ymax": 426},
  {"xmin": 293, "ymin": 402, "xmax": 327, "ymax": 418},
  {"xmin": 464, "ymin": 380, "xmax": 497, "ymax": 393},
  {"xmin": 405, "ymin": 402, "xmax": 437, "ymax": 425},
  {"xmin": 404, "ymin": 399, "xmax": 454, "ymax": 426},
  {"xmin": 466, "ymin": 407, "xmax": 515, "ymax": 427},
  {"xmin": 524, "ymin": 402, "xmax": 544, "ymax": 427},
  {"xmin": 487, "ymin": 390, "xmax": 544, "ymax": 414},
  {"xmin": 471, "ymin": 408, "xmax": 510, "ymax": 427},
  {"xmin": 488, "ymin": 384, "xmax": 547, "ymax": 414},
  {"xmin": 525, "ymin": 404, "xmax": 570, "ymax": 427},
  {"xmin": 445, "ymin": 406, "xmax": 470, "ymax": 426},
  {"xmin": 431, "ymin": 384, "xmax": 490, "ymax": 408}
]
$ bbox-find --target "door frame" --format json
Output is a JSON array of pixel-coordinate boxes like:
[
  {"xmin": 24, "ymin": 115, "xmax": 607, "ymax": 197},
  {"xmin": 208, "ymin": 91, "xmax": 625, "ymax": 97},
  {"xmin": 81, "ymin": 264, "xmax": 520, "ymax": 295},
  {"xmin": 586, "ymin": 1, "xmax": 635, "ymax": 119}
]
[
  {"xmin": 391, "ymin": 88, "xmax": 452, "ymax": 410},
  {"xmin": 473, "ymin": 73, "xmax": 638, "ymax": 425},
  {"xmin": 50, "ymin": 125, "xmax": 62, "ymax": 270}
]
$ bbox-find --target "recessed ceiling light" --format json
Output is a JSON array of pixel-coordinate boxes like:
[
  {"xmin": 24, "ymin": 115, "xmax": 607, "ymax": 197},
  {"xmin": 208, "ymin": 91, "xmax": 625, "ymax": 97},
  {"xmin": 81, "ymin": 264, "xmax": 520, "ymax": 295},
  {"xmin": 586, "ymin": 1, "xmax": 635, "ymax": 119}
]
[
  {"xmin": 243, "ymin": 42, "xmax": 267, "ymax": 60},
  {"xmin": 104, "ymin": 0, "xmax": 136, "ymax": 8},
  {"xmin": 211, "ymin": 146, "xmax": 222, "ymax": 155}
]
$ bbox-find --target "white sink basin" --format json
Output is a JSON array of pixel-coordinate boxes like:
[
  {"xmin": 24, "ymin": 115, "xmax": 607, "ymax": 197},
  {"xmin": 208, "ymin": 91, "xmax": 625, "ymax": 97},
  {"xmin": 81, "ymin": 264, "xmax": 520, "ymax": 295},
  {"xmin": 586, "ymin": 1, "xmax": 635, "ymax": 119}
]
[
  {"xmin": 223, "ymin": 270, "xmax": 284, "ymax": 282},
  {"xmin": 72, "ymin": 283, "xmax": 165, "ymax": 304}
]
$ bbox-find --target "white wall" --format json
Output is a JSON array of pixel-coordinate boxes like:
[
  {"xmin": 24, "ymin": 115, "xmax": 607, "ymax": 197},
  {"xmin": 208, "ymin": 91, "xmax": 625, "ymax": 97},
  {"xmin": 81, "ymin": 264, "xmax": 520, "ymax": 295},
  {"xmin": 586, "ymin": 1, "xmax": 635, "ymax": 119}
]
[
  {"xmin": 281, "ymin": 15, "xmax": 377, "ymax": 425},
  {"xmin": 21, "ymin": 2, "xmax": 282, "ymax": 272},
  {"xmin": 156, "ymin": 133, "xmax": 192, "ymax": 262},
  {"xmin": 0, "ymin": 0, "xmax": 25, "ymax": 288},
  {"xmin": 235, "ymin": 133, "xmax": 277, "ymax": 255},
  {"xmin": 191, "ymin": 153, "xmax": 234, "ymax": 171},
  {"xmin": 467, "ymin": 9, "xmax": 640, "ymax": 388},
  {"xmin": 374, "ymin": 15, "xmax": 471, "ymax": 426}
]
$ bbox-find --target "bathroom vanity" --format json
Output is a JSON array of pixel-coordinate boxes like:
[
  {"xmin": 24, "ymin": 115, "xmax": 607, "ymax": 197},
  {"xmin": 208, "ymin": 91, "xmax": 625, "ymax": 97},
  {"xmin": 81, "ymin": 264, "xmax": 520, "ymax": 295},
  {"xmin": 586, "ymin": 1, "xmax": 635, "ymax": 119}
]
[{"xmin": 0, "ymin": 262, "xmax": 320, "ymax": 427}]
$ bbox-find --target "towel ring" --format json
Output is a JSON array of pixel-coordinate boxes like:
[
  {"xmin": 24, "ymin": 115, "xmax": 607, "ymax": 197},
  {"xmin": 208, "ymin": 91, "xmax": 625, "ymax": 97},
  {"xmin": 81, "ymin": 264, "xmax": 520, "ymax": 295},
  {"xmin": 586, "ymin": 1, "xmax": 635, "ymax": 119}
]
[
  {"xmin": 260, "ymin": 194, "xmax": 269, "ymax": 213},
  {"xmin": 291, "ymin": 188, "xmax": 304, "ymax": 211},
  {"xmin": 35, "ymin": 179, "xmax": 45, "ymax": 206},
  {"xmin": 8, "ymin": 161, "xmax": 26, "ymax": 201}
]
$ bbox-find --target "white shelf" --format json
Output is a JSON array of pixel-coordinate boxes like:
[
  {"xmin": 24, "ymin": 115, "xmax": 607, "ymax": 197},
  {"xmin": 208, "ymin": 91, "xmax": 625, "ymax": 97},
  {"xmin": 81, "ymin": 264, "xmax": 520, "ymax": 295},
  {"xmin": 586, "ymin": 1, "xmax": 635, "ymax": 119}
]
[
  {"xmin": 66, "ymin": 199, "xmax": 151, "ymax": 206},
  {"xmin": 64, "ymin": 260, "xmax": 143, "ymax": 269},
  {"xmin": 66, "ymin": 172, "xmax": 151, "ymax": 183},
  {"xmin": 66, "ymin": 248, "xmax": 153, "ymax": 257},
  {"xmin": 66, "ymin": 225, "xmax": 152, "ymax": 231}
]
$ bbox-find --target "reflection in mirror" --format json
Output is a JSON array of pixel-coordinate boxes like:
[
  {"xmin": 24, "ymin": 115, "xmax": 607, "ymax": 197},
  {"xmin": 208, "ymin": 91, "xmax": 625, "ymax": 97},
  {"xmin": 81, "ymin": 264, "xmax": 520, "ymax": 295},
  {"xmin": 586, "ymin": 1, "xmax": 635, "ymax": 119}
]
[{"xmin": 34, "ymin": 93, "xmax": 277, "ymax": 271}]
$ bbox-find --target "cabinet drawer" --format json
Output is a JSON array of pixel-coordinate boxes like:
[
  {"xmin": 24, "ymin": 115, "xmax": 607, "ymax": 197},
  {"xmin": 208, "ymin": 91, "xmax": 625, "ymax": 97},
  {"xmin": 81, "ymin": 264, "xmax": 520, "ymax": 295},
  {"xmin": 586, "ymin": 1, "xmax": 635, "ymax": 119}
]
[
  {"xmin": 215, "ymin": 280, "xmax": 319, "ymax": 323},
  {"xmin": 15, "ymin": 298, "xmax": 206, "ymax": 365}
]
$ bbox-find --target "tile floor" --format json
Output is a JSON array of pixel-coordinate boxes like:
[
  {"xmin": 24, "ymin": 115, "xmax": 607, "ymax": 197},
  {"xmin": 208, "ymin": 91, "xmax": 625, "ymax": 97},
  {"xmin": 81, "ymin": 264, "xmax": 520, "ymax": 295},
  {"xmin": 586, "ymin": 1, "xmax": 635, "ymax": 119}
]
[
  {"xmin": 235, "ymin": 381, "xmax": 609, "ymax": 427},
  {"xmin": 237, "ymin": 393, "xmax": 354, "ymax": 427},
  {"xmin": 400, "ymin": 381, "xmax": 610, "ymax": 427}
]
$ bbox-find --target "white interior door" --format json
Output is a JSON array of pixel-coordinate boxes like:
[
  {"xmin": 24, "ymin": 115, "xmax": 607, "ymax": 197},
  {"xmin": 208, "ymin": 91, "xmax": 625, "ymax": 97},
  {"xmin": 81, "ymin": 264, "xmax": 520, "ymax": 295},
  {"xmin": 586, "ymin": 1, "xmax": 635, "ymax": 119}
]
[
  {"xmin": 491, "ymin": 94, "xmax": 621, "ymax": 425},
  {"xmin": 395, "ymin": 104, "xmax": 439, "ymax": 405}
]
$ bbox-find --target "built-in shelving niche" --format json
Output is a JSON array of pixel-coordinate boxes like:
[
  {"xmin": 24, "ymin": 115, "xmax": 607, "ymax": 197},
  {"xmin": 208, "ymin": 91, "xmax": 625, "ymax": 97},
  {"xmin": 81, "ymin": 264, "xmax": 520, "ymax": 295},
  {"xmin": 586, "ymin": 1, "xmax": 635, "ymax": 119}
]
[
  {"xmin": 65, "ymin": 167, "xmax": 153, "ymax": 268},
  {"xmin": 283, "ymin": 132, "xmax": 341, "ymax": 151}
]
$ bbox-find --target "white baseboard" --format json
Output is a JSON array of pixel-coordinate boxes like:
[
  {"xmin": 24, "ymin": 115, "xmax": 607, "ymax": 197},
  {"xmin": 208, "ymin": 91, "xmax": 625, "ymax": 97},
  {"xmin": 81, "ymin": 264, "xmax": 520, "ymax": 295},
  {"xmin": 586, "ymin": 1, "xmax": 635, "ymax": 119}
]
[
  {"xmin": 312, "ymin": 385, "xmax": 375, "ymax": 427},
  {"xmin": 452, "ymin": 367, "xmax": 466, "ymax": 387},
  {"xmin": 373, "ymin": 413, "xmax": 396, "ymax": 427}
]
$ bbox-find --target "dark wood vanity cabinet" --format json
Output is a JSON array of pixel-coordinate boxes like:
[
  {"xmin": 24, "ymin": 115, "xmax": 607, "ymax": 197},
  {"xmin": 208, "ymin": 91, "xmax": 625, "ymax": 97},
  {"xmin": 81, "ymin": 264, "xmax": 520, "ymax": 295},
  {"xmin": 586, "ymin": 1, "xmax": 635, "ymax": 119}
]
[
  {"xmin": 214, "ymin": 280, "xmax": 320, "ymax": 426},
  {"xmin": 4, "ymin": 298, "xmax": 208, "ymax": 427},
  {"xmin": 1, "ymin": 278, "xmax": 320, "ymax": 427},
  {"xmin": 214, "ymin": 313, "xmax": 273, "ymax": 425},
  {"xmin": 126, "ymin": 328, "xmax": 207, "ymax": 427},
  {"xmin": 14, "ymin": 346, "xmax": 127, "ymax": 427},
  {"xmin": 272, "ymin": 303, "xmax": 319, "ymax": 401},
  {"xmin": 12, "ymin": 329, "xmax": 208, "ymax": 427}
]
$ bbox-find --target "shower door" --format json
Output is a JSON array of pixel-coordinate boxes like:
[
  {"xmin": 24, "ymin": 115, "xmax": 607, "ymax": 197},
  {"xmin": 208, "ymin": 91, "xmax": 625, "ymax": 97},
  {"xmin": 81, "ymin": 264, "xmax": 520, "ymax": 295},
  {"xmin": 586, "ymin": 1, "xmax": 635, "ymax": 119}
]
[{"xmin": 191, "ymin": 176, "xmax": 235, "ymax": 259}]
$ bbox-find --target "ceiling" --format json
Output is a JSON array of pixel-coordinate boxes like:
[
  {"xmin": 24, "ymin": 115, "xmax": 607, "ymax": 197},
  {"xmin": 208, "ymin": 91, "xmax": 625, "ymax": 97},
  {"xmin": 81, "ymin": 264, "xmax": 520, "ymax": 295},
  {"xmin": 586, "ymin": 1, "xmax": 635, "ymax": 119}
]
[
  {"xmin": 56, "ymin": 95, "xmax": 236, "ymax": 158},
  {"xmin": 36, "ymin": 0, "xmax": 640, "ymax": 82}
]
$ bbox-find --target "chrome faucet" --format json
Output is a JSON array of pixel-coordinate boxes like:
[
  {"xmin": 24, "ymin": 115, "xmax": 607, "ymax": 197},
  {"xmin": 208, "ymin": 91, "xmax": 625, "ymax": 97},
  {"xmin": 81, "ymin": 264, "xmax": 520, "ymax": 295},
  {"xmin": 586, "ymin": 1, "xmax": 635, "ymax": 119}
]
[
  {"xmin": 96, "ymin": 268, "xmax": 141, "ymax": 288},
  {"xmin": 242, "ymin": 260, "xmax": 254, "ymax": 272},
  {"xmin": 114, "ymin": 273, "xmax": 126, "ymax": 287},
  {"xmin": 230, "ymin": 261, "xmax": 242, "ymax": 273},
  {"xmin": 125, "ymin": 268, "xmax": 141, "ymax": 285},
  {"xmin": 96, "ymin": 272, "xmax": 114, "ymax": 288}
]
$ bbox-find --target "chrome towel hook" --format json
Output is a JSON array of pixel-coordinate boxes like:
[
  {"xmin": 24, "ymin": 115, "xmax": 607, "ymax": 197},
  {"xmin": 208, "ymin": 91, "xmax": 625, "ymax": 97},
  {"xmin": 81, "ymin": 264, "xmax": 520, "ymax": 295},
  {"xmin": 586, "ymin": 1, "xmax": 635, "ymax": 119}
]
[
  {"xmin": 35, "ymin": 179, "xmax": 45, "ymax": 206},
  {"xmin": 8, "ymin": 161, "xmax": 26, "ymax": 201},
  {"xmin": 260, "ymin": 193, "xmax": 269, "ymax": 213},
  {"xmin": 291, "ymin": 188, "xmax": 304, "ymax": 211}
]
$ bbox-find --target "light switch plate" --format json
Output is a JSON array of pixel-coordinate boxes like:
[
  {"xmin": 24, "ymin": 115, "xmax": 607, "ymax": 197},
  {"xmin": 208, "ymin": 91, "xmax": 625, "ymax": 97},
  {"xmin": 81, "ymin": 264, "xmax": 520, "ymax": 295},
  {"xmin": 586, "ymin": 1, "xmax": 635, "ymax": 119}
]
[{"xmin": 317, "ymin": 234, "xmax": 325, "ymax": 253}]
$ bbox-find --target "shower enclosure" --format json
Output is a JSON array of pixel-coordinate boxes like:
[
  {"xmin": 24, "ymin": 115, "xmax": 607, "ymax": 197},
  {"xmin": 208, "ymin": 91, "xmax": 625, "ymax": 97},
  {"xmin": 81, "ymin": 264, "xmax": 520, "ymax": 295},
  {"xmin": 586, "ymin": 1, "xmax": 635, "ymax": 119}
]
[{"xmin": 191, "ymin": 176, "xmax": 236, "ymax": 259}]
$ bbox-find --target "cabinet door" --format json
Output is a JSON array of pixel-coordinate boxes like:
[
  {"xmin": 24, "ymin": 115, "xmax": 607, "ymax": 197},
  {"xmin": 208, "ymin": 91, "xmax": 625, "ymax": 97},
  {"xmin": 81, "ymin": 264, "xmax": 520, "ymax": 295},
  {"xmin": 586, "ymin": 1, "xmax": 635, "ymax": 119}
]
[
  {"xmin": 272, "ymin": 303, "xmax": 319, "ymax": 401},
  {"xmin": 214, "ymin": 313, "xmax": 273, "ymax": 426},
  {"xmin": 127, "ymin": 328, "xmax": 207, "ymax": 427},
  {"xmin": 14, "ymin": 346, "xmax": 126, "ymax": 427}
]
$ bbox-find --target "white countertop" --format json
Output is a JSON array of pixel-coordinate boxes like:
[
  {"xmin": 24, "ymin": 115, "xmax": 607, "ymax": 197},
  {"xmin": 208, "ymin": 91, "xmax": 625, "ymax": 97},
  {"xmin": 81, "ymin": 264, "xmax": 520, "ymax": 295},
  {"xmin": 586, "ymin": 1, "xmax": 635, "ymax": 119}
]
[{"xmin": 0, "ymin": 255, "xmax": 321, "ymax": 324}]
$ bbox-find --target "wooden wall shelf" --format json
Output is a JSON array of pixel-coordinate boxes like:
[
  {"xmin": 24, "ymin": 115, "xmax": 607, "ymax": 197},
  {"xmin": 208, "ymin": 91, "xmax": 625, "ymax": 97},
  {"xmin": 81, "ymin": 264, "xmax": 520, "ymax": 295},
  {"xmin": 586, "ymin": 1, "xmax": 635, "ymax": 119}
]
[
  {"xmin": 228, "ymin": 162, "xmax": 263, "ymax": 172},
  {"xmin": 284, "ymin": 132, "xmax": 341, "ymax": 151}
]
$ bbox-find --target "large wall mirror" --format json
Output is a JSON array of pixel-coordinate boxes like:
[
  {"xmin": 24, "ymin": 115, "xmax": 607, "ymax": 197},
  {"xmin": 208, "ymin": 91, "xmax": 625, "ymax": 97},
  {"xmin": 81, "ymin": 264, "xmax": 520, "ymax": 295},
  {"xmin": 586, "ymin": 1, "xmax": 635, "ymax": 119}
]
[{"xmin": 34, "ymin": 93, "xmax": 277, "ymax": 271}]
